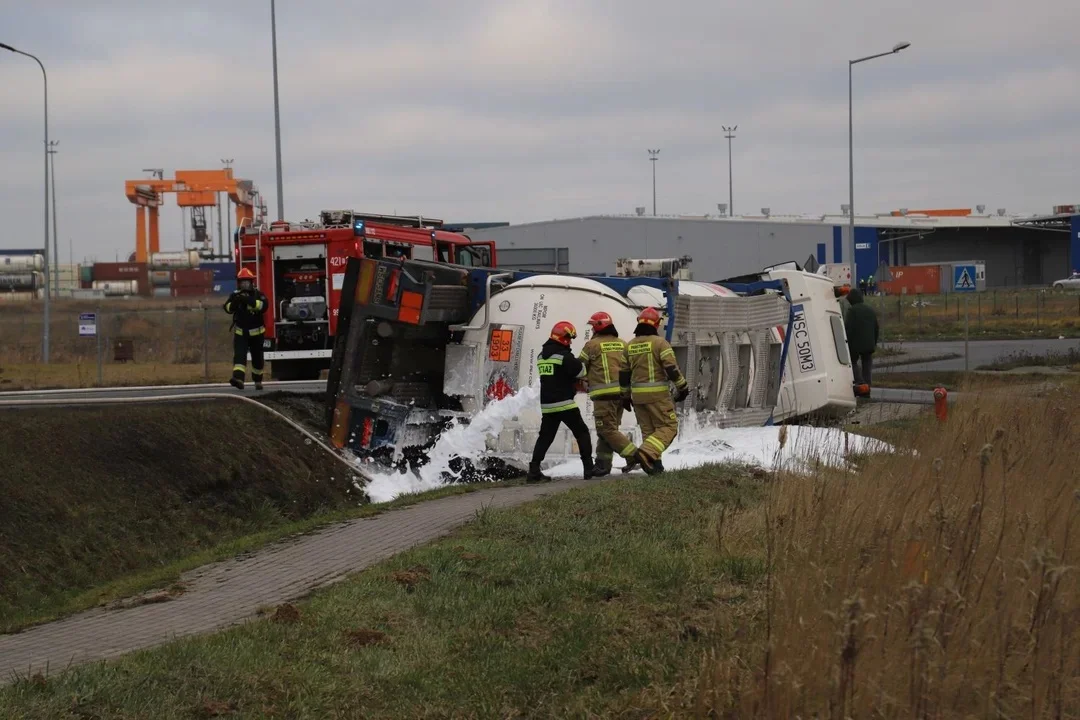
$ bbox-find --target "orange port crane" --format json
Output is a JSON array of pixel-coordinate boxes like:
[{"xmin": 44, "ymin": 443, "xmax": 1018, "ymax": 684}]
[{"xmin": 124, "ymin": 169, "xmax": 261, "ymax": 263}]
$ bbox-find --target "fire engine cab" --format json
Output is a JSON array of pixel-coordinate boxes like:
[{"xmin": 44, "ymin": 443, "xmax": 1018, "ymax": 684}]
[{"xmin": 234, "ymin": 209, "xmax": 497, "ymax": 381}]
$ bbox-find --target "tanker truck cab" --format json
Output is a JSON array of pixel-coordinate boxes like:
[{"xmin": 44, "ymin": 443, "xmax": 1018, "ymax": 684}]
[{"xmin": 722, "ymin": 263, "xmax": 856, "ymax": 421}]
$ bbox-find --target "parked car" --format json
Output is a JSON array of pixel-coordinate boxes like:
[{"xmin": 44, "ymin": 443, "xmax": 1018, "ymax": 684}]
[{"xmin": 1052, "ymin": 272, "xmax": 1080, "ymax": 290}]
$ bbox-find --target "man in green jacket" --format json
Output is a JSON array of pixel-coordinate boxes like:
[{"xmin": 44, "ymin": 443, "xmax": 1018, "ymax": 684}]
[{"xmin": 844, "ymin": 288, "xmax": 880, "ymax": 390}]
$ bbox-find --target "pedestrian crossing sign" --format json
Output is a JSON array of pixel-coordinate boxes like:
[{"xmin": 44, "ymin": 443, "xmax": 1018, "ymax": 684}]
[{"xmin": 953, "ymin": 265, "xmax": 976, "ymax": 293}]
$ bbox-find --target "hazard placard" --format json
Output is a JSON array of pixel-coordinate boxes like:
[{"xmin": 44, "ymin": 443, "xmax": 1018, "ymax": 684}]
[
  {"xmin": 488, "ymin": 328, "xmax": 514, "ymax": 362},
  {"xmin": 953, "ymin": 265, "xmax": 976, "ymax": 293}
]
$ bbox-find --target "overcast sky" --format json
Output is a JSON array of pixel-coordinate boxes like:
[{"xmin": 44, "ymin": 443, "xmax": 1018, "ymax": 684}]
[{"xmin": 2, "ymin": 0, "xmax": 1077, "ymax": 262}]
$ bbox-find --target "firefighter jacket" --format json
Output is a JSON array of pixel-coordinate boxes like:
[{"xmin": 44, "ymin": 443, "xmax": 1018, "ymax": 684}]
[
  {"xmin": 224, "ymin": 288, "xmax": 269, "ymax": 335},
  {"xmin": 537, "ymin": 338, "xmax": 586, "ymax": 414},
  {"xmin": 621, "ymin": 324, "xmax": 688, "ymax": 404},
  {"xmin": 577, "ymin": 329, "xmax": 629, "ymax": 401}
]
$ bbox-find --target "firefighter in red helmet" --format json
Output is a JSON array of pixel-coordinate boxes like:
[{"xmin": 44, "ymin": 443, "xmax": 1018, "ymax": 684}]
[
  {"xmin": 577, "ymin": 310, "xmax": 638, "ymax": 476},
  {"xmin": 620, "ymin": 306, "xmax": 689, "ymax": 475},
  {"xmin": 527, "ymin": 320, "xmax": 594, "ymax": 482},
  {"xmin": 224, "ymin": 267, "xmax": 269, "ymax": 390}
]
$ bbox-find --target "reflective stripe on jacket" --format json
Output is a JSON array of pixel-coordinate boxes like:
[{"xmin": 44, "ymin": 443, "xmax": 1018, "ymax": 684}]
[
  {"xmin": 578, "ymin": 335, "xmax": 629, "ymax": 399},
  {"xmin": 623, "ymin": 334, "xmax": 687, "ymax": 404},
  {"xmin": 537, "ymin": 339, "xmax": 586, "ymax": 414},
  {"xmin": 224, "ymin": 289, "xmax": 269, "ymax": 333}
]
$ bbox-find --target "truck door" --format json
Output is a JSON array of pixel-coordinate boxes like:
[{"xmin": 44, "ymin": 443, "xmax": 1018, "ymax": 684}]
[{"xmin": 455, "ymin": 242, "xmax": 495, "ymax": 268}]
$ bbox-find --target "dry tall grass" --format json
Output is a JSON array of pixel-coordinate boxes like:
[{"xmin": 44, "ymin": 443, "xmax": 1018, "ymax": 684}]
[{"xmin": 703, "ymin": 395, "xmax": 1080, "ymax": 718}]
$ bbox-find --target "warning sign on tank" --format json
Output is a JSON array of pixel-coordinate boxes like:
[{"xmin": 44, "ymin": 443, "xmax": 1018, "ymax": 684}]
[{"xmin": 488, "ymin": 328, "xmax": 514, "ymax": 362}]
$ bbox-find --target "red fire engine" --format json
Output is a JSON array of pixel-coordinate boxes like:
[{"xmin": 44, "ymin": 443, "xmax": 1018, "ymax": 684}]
[{"xmin": 234, "ymin": 209, "xmax": 497, "ymax": 381}]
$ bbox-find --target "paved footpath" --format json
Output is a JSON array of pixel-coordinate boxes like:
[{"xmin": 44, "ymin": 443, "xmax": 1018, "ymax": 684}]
[{"xmin": 0, "ymin": 478, "xmax": 591, "ymax": 684}]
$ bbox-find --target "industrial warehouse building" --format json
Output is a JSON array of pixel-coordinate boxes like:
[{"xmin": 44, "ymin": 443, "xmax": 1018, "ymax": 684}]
[{"xmin": 462, "ymin": 208, "xmax": 1080, "ymax": 289}]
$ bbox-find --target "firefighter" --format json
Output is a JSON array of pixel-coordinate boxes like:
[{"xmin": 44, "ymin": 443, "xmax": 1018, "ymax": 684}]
[
  {"xmin": 577, "ymin": 311, "xmax": 638, "ymax": 477},
  {"xmin": 621, "ymin": 306, "xmax": 689, "ymax": 475},
  {"xmin": 224, "ymin": 267, "xmax": 269, "ymax": 391},
  {"xmin": 528, "ymin": 320, "xmax": 594, "ymax": 482}
]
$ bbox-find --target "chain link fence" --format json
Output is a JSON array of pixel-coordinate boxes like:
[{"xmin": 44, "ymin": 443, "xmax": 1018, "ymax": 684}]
[
  {"xmin": 0, "ymin": 300, "xmax": 244, "ymax": 387},
  {"xmin": 870, "ymin": 289, "xmax": 1080, "ymax": 340}
]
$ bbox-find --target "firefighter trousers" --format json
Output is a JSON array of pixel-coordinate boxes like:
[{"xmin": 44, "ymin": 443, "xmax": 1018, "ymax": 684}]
[
  {"xmin": 592, "ymin": 399, "xmax": 637, "ymax": 465},
  {"xmin": 232, "ymin": 330, "xmax": 265, "ymax": 382},
  {"xmin": 633, "ymin": 396, "xmax": 678, "ymax": 462},
  {"xmin": 530, "ymin": 407, "xmax": 593, "ymax": 467}
]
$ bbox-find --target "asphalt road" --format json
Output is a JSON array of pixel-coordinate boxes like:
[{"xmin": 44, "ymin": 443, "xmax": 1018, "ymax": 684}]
[
  {"xmin": 0, "ymin": 380, "xmax": 326, "ymax": 406},
  {"xmin": 881, "ymin": 338, "xmax": 1080, "ymax": 372}
]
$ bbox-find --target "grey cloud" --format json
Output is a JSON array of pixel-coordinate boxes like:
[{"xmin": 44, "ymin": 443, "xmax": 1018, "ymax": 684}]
[{"xmin": 2, "ymin": 0, "xmax": 1078, "ymax": 260}]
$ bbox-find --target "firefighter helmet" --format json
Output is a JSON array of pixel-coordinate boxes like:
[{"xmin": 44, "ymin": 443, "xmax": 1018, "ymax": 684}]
[
  {"xmin": 237, "ymin": 268, "xmax": 256, "ymax": 281},
  {"xmin": 636, "ymin": 307, "xmax": 662, "ymax": 327},
  {"xmin": 587, "ymin": 311, "xmax": 613, "ymax": 332},
  {"xmin": 549, "ymin": 321, "xmax": 577, "ymax": 345}
]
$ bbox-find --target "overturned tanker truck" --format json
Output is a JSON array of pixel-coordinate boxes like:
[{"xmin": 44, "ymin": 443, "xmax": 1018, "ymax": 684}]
[{"xmin": 325, "ymin": 255, "xmax": 855, "ymax": 475}]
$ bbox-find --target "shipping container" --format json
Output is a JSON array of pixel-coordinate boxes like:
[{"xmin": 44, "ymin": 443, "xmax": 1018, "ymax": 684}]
[
  {"xmin": 0, "ymin": 271, "xmax": 43, "ymax": 290},
  {"xmin": 92, "ymin": 262, "xmax": 147, "ymax": 281},
  {"xmin": 213, "ymin": 279, "xmax": 237, "ymax": 295},
  {"xmin": 878, "ymin": 265, "xmax": 942, "ymax": 295},
  {"xmin": 149, "ymin": 251, "xmax": 201, "ymax": 269},
  {"xmin": 0, "ymin": 254, "xmax": 45, "ymax": 272},
  {"xmin": 92, "ymin": 280, "xmax": 139, "ymax": 296},
  {"xmin": 0, "ymin": 291, "xmax": 37, "ymax": 303},
  {"xmin": 170, "ymin": 269, "xmax": 214, "ymax": 287},
  {"xmin": 80, "ymin": 279, "xmax": 93, "ymax": 289},
  {"xmin": 149, "ymin": 270, "xmax": 172, "ymax": 287},
  {"xmin": 202, "ymin": 261, "xmax": 237, "ymax": 281},
  {"xmin": 70, "ymin": 288, "xmax": 105, "ymax": 300},
  {"xmin": 170, "ymin": 285, "xmax": 213, "ymax": 297},
  {"xmin": 80, "ymin": 265, "xmax": 93, "ymax": 282},
  {"xmin": 152, "ymin": 286, "xmax": 172, "ymax": 298}
]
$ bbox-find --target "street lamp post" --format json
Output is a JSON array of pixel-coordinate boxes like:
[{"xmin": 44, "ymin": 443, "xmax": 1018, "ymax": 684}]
[
  {"xmin": 1, "ymin": 42, "xmax": 51, "ymax": 363},
  {"xmin": 848, "ymin": 41, "xmax": 910, "ymax": 283},
  {"xmin": 722, "ymin": 126, "xmax": 737, "ymax": 217},
  {"xmin": 270, "ymin": 0, "xmax": 285, "ymax": 221},
  {"xmin": 48, "ymin": 140, "xmax": 59, "ymax": 298},
  {"xmin": 648, "ymin": 149, "xmax": 660, "ymax": 216}
]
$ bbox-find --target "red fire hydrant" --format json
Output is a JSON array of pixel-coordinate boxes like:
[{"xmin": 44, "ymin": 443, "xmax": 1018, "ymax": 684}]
[{"xmin": 933, "ymin": 386, "xmax": 948, "ymax": 422}]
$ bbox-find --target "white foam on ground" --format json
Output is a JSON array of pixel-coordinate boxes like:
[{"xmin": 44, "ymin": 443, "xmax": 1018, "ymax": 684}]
[
  {"xmin": 354, "ymin": 388, "xmax": 893, "ymax": 503},
  {"xmin": 355, "ymin": 384, "xmax": 540, "ymax": 503}
]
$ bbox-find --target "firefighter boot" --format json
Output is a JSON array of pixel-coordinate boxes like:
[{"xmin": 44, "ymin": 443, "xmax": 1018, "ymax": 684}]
[
  {"xmin": 254, "ymin": 377, "xmax": 264, "ymax": 391},
  {"xmin": 592, "ymin": 455, "xmax": 612, "ymax": 478},
  {"xmin": 621, "ymin": 454, "xmax": 640, "ymax": 474},
  {"xmin": 229, "ymin": 377, "xmax": 245, "ymax": 391},
  {"xmin": 582, "ymin": 456, "xmax": 596, "ymax": 480},
  {"xmin": 636, "ymin": 449, "xmax": 663, "ymax": 476},
  {"xmin": 526, "ymin": 463, "xmax": 550, "ymax": 483}
]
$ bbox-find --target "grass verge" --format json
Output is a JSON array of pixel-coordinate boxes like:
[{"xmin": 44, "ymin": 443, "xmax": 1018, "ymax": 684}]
[
  {"xmin": 976, "ymin": 347, "xmax": 1080, "ymax": 371},
  {"xmin": 874, "ymin": 370, "xmax": 1080, "ymax": 391},
  {"xmin": 0, "ymin": 362, "xmax": 237, "ymax": 390},
  {"xmin": 0, "ymin": 401, "xmax": 487, "ymax": 633},
  {"xmin": 0, "ymin": 466, "xmax": 765, "ymax": 718},
  {"xmin": 696, "ymin": 392, "xmax": 1080, "ymax": 717}
]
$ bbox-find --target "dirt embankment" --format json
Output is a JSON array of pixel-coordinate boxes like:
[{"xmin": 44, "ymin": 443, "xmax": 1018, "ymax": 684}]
[{"xmin": 0, "ymin": 399, "xmax": 361, "ymax": 628}]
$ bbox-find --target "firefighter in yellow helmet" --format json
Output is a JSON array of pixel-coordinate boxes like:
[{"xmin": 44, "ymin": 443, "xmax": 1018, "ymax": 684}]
[
  {"xmin": 577, "ymin": 311, "xmax": 638, "ymax": 476},
  {"xmin": 620, "ymin": 306, "xmax": 689, "ymax": 475},
  {"xmin": 224, "ymin": 267, "xmax": 269, "ymax": 390}
]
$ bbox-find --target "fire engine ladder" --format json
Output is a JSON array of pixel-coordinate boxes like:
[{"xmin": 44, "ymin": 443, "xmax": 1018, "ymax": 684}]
[{"xmin": 235, "ymin": 218, "xmax": 262, "ymax": 286}]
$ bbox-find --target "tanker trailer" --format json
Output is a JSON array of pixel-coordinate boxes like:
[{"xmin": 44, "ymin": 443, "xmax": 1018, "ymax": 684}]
[{"xmin": 326, "ymin": 255, "xmax": 794, "ymax": 476}]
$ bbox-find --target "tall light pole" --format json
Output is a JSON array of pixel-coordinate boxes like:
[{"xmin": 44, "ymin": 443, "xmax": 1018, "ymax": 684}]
[
  {"xmin": 1, "ymin": 42, "xmax": 51, "ymax": 363},
  {"xmin": 849, "ymin": 41, "xmax": 910, "ymax": 282},
  {"xmin": 722, "ymin": 126, "xmax": 737, "ymax": 217},
  {"xmin": 648, "ymin": 149, "xmax": 660, "ymax": 216},
  {"xmin": 48, "ymin": 140, "xmax": 59, "ymax": 297},
  {"xmin": 270, "ymin": 0, "xmax": 285, "ymax": 221}
]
